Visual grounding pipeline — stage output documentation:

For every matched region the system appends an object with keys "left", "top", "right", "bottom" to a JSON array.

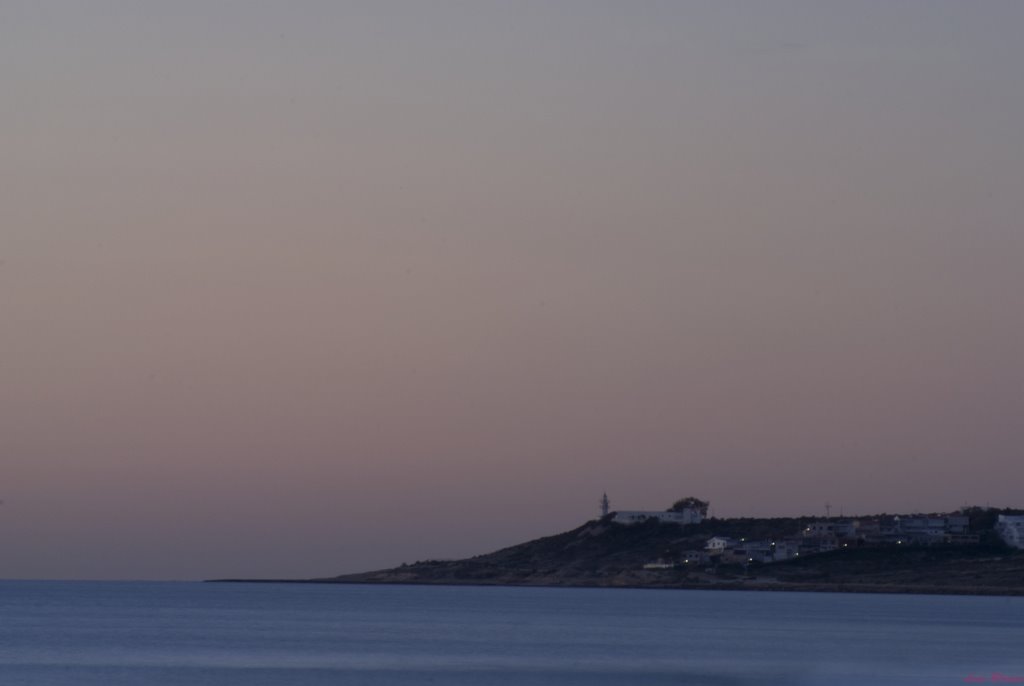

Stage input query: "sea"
[{"left": 0, "top": 581, "right": 1021, "bottom": 685}]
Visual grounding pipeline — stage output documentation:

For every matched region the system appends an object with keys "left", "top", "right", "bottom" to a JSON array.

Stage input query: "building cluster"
[
  {"left": 693, "top": 514, "right": 980, "bottom": 567},
  {"left": 642, "top": 512, "right": 1024, "bottom": 571}
]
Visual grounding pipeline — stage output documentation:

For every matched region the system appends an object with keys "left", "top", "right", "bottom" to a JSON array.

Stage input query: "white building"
[
  {"left": 706, "top": 536, "right": 738, "bottom": 552},
  {"left": 894, "top": 515, "right": 972, "bottom": 541},
  {"left": 996, "top": 515, "right": 1024, "bottom": 549},
  {"left": 613, "top": 509, "right": 703, "bottom": 526},
  {"left": 897, "top": 517, "right": 948, "bottom": 539}
]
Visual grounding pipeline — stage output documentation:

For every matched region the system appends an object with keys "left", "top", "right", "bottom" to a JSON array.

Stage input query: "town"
[
  {"left": 327, "top": 496, "right": 1024, "bottom": 595},
  {"left": 602, "top": 496, "right": 1024, "bottom": 571}
]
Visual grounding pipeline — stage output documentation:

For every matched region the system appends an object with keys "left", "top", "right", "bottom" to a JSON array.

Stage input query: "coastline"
[
  {"left": 209, "top": 512, "right": 1024, "bottom": 598},
  {"left": 205, "top": 577, "right": 1024, "bottom": 597}
]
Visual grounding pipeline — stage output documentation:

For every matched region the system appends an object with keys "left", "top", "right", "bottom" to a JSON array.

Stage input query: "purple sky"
[{"left": 2, "top": 1, "right": 1022, "bottom": 580}]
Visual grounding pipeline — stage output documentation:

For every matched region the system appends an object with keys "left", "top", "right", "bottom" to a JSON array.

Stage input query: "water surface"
[{"left": 1, "top": 581, "right": 1020, "bottom": 685}]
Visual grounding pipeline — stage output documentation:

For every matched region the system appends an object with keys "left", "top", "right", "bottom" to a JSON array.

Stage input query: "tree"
[{"left": 668, "top": 497, "right": 709, "bottom": 516}]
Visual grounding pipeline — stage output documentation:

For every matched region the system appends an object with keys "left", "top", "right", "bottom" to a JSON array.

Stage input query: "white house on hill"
[
  {"left": 613, "top": 509, "right": 704, "bottom": 526},
  {"left": 705, "top": 536, "right": 738, "bottom": 552},
  {"left": 996, "top": 515, "right": 1024, "bottom": 549}
]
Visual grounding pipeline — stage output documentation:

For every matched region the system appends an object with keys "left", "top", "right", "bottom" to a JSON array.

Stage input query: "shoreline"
[{"left": 205, "top": 577, "right": 1024, "bottom": 597}]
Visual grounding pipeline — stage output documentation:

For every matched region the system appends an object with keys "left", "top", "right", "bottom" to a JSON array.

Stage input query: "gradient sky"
[{"left": 2, "top": 1, "right": 1022, "bottom": 580}]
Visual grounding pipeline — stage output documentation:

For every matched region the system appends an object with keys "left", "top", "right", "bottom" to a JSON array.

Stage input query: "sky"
[{"left": 1, "top": 1, "right": 1022, "bottom": 581}]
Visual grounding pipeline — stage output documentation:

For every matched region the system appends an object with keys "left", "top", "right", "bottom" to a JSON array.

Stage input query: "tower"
[{"left": 600, "top": 492, "right": 610, "bottom": 518}]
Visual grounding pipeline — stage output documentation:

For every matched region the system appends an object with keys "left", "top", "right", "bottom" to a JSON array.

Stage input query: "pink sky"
[{"left": 1, "top": 2, "right": 1022, "bottom": 580}]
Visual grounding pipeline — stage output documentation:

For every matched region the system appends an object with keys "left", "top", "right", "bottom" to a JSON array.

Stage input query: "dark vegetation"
[{"left": 668, "top": 497, "right": 709, "bottom": 516}]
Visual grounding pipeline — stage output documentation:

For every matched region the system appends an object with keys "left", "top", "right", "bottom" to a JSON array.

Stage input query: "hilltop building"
[
  {"left": 996, "top": 515, "right": 1024, "bottom": 549},
  {"left": 613, "top": 509, "right": 703, "bottom": 526}
]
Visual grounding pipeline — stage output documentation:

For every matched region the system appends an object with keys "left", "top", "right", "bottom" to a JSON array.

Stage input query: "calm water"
[{"left": 0, "top": 581, "right": 1021, "bottom": 685}]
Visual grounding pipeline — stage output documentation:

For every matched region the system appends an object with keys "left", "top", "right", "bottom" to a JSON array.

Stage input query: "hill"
[{"left": 323, "top": 515, "right": 1024, "bottom": 596}]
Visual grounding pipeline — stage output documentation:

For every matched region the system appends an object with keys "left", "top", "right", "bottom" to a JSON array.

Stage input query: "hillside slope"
[{"left": 324, "top": 516, "right": 1024, "bottom": 595}]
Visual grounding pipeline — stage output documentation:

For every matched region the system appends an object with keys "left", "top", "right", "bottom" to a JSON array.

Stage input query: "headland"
[{"left": 215, "top": 502, "right": 1024, "bottom": 596}]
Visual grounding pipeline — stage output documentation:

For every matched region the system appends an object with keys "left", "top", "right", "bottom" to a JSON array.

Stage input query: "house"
[
  {"left": 682, "top": 550, "right": 710, "bottom": 565},
  {"left": 996, "top": 515, "right": 1024, "bottom": 549},
  {"left": 798, "top": 537, "right": 837, "bottom": 554},
  {"left": 894, "top": 515, "right": 972, "bottom": 543},
  {"left": 706, "top": 536, "right": 738, "bottom": 552},
  {"left": 802, "top": 520, "right": 856, "bottom": 539},
  {"left": 772, "top": 539, "right": 801, "bottom": 561},
  {"left": 897, "top": 517, "right": 947, "bottom": 541},
  {"left": 739, "top": 540, "right": 774, "bottom": 563},
  {"left": 854, "top": 519, "right": 882, "bottom": 540},
  {"left": 944, "top": 516, "right": 970, "bottom": 535},
  {"left": 858, "top": 524, "right": 897, "bottom": 544},
  {"left": 721, "top": 548, "right": 752, "bottom": 564},
  {"left": 817, "top": 539, "right": 839, "bottom": 553},
  {"left": 877, "top": 517, "right": 901, "bottom": 540},
  {"left": 613, "top": 509, "right": 703, "bottom": 526}
]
